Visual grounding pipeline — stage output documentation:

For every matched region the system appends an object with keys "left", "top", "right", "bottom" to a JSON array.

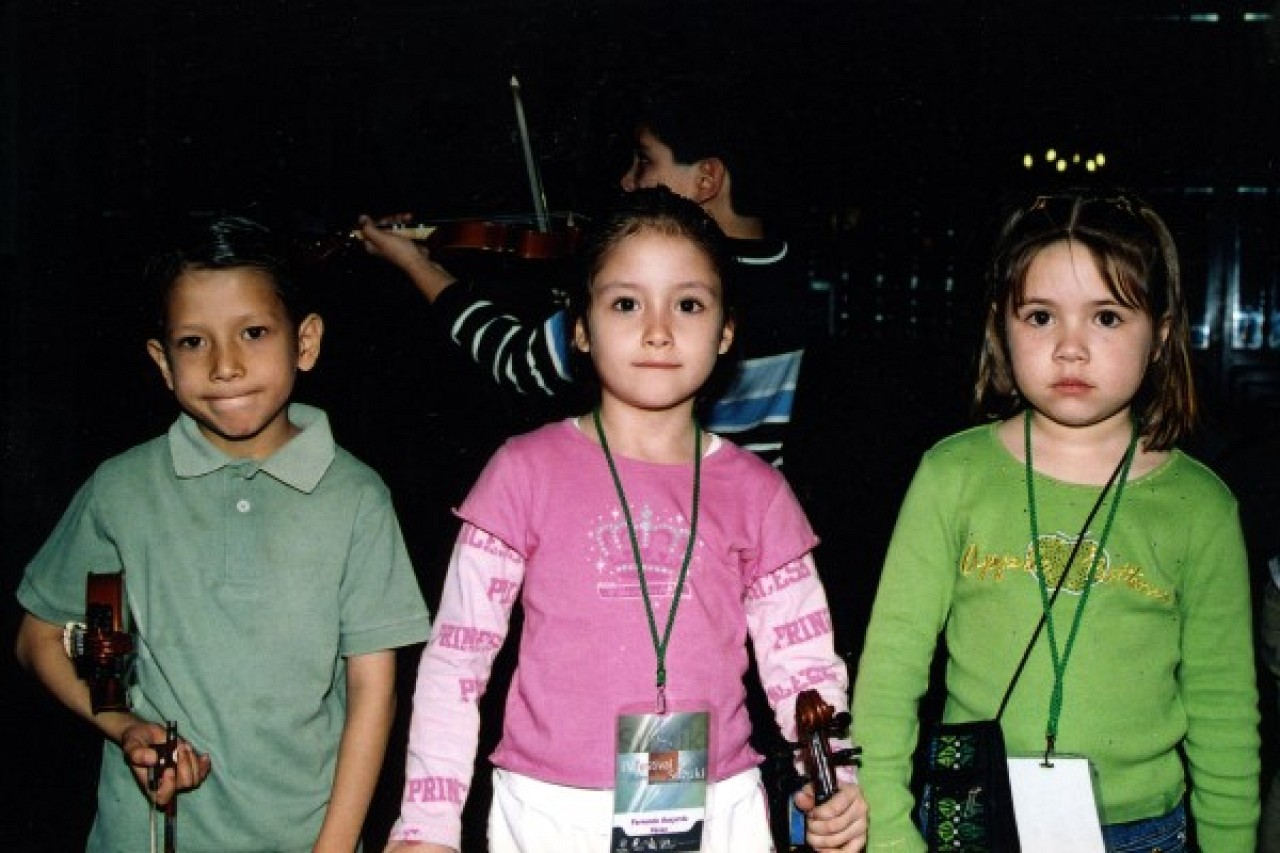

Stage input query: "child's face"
[
  {"left": 574, "top": 230, "right": 733, "bottom": 416},
  {"left": 619, "top": 128, "right": 704, "bottom": 202},
  {"left": 1006, "top": 240, "right": 1164, "bottom": 434},
  {"left": 147, "top": 267, "right": 322, "bottom": 459}
]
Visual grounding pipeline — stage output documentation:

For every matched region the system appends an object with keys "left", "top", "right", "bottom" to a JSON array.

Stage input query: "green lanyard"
[
  {"left": 592, "top": 408, "right": 702, "bottom": 715},
  {"left": 1024, "top": 409, "right": 1137, "bottom": 758}
]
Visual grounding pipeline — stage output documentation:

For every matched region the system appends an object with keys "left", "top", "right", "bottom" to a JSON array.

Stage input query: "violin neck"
[
  {"left": 348, "top": 224, "right": 438, "bottom": 243},
  {"left": 808, "top": 731, "right": 840, "bottom": 804}
]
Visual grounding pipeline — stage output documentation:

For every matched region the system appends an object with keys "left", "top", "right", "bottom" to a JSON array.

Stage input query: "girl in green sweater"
[{"left": 853, "top": 191, "right": 1260, "bottom": 851}]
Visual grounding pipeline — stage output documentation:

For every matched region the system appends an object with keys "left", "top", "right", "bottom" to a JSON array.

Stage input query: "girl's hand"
[
  {"left": 795, "top": 781, "right": 868, "bottom": 852},
  {"left": 383, "top": 842, "right": 455, "bottom": 853},
  {"left": 120, "top": 720, "right": 211, "bottom": 806}
]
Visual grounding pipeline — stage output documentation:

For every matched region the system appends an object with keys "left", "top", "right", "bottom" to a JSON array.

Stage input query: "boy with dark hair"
[
  {"left": 357, "top": 78, "right": 819, "bottom": 469},
  {"left": 15, "top": 215, "right": 430, "bottom": 851}
]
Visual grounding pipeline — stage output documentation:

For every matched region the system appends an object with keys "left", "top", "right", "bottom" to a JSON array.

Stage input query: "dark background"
[{"left": 3, "top": 1, "right": 1279, "bottom": 849}]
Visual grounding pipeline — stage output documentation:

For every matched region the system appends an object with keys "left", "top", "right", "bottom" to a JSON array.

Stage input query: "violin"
[
  {"left": 67, "top": 571, "right": 133, "bottom": 714},
  {"left": 347, "top": 211, "right": 585, "bottom": 261},
  {"left": 315, "top": 75, "right": 585, "bottom": 266},
  {"left": 794, "top": 689, "right": 860, "bottom": 806},
  {"left": 67, "top": 572, "right": 182, "bottom": 851}
]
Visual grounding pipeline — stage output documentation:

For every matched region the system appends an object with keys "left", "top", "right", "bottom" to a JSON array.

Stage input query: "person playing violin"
[
  {"left": 14, "top": 215, "right": 430, "bottom": 851},
  {"left": 357, "top": 78, "right": 820, "bottom": 470}
]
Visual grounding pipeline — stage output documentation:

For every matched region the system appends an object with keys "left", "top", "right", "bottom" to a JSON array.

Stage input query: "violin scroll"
[{"left": 794, "top": 689, "right": 860, "bottom": 806}]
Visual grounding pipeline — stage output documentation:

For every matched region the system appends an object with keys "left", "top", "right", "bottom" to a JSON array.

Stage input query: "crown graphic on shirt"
[{"left": 592, "top": 503, "right": 696, "bottom": 599}]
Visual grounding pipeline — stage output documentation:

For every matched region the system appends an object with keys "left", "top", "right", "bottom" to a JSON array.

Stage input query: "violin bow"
[
  {"left": 149, "top": 720, "right": 179, "bottom": 853},
  {"left": 510, "top": 75, "right": 552, "bottom": 234}
]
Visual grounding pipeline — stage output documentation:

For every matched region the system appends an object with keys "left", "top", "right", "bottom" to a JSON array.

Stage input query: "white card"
[{"left": 1007, "top": 757, "right": 1105, "bottom": 852}]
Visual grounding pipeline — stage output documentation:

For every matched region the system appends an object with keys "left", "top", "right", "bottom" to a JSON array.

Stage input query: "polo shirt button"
[{"left": 236, "top": 499, "right": 251, "bottom": 513}]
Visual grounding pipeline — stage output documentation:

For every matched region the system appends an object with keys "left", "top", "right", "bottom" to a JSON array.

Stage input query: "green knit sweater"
[{"left": 853, "top": 424, "right": 1260, "bottom": 851}]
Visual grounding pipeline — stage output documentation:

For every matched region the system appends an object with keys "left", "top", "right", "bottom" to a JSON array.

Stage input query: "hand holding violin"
[
  {"left": 119, "top": 719, "right": 210, "bottom": 807},
  {"left": 356, "top": 214, "right": 459, "bottom": 304},
  {"left": 793, "top": 689, "right": 867, "bottom": 851},
  {"left": 794, "top": 782, "right": 868, "bottom": 852}
]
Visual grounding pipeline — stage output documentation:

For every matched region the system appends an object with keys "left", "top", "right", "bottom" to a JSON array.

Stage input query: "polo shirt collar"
[{"left": 169, "top": 403, "right": 336, "bottom": 493}]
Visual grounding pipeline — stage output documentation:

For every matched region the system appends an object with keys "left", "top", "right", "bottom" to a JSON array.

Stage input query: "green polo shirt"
[{"left": 19, "top": 403, "right": 430, "bottom": 852}]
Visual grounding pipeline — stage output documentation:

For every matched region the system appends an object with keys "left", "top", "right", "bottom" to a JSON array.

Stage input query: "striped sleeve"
[{"left": 433, "top": 283, "right": 574, "bottom": 397}]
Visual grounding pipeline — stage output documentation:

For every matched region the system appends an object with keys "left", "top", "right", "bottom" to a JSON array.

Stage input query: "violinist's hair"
[
  {"left": 145, "top": 214, "right": 308, "bottom": 337},
  {"left": 974, "top": 190, "right": 1196, "bottom": 450},
  {"left": 566, "top": 186, "right": 739, "bottom": 401},
  {"left": 631, "top": 78, "right": 774, "bottom": 218}
]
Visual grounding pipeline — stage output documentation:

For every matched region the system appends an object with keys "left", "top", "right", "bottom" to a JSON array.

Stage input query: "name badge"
[
  {"left": 612, "top": 710, "right": 709, "bottom": 851},
  {"left": 1007, "top": 756, "right": 1105, "bottom": 852}
]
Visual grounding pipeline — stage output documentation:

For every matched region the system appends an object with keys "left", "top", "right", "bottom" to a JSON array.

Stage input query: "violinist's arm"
[
  {"left": 357, "top": 215, "right": 458, "bottom": 303},
  {"left": 355, "top": 215, "right": 573, "bottom": 398},
  {"left": 17, "top": 613, "right": 138, "bottom": 741},
  {"left": 745, "top": 557, "right": 865, "bottom": 851},
  {"left": 15, "top": 613, "right": 211, "bottom": 804}
]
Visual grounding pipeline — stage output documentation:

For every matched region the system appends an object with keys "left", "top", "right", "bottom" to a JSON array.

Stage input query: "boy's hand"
[
  {"left": 120, "top": 720, "right": 211, "bottom": 806},
  {"left": 357, "top": 214, "right": 431, "bottom": 268},
  {"left": 356, "top": 215, "right": 457, "bottom": 303},
  {"left": 794, "top": 781, "right": 868, "bottom": 852}
]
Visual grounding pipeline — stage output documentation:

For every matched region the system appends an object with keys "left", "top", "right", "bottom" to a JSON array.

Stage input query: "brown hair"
[
  {"left": 973, "top": 191, "right": 1196, "bottom": 450},
  {"left": 565, "top": 186, "right": 738, "bottom": 408}
]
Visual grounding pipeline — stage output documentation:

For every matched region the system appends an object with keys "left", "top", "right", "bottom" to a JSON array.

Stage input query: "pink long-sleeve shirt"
[{"left": 390, "top": 420, "right": 849, "bottom": 848}]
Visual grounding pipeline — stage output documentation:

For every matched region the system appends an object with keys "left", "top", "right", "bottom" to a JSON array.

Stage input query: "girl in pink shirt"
[{"left": 387, "top": 187, "right": 866, "bottom": 853}]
